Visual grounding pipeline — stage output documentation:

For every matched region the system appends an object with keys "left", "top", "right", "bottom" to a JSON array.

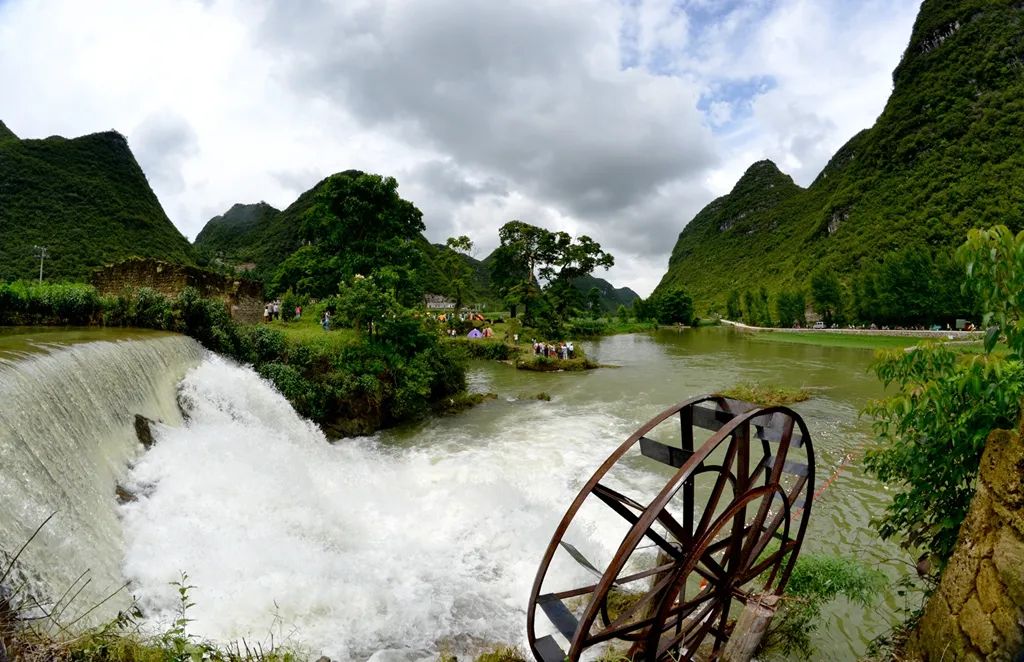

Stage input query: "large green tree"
[
  {"left": 274, "top": 171, "right": 425, "bottom": 303},
  {"left": 436, "top": 235, "right": 474, "bottom": 311},
  {"left": 489, "top": 220, "right": 613, "bottom": 323},
  {"left": 810, "top": 270, "right": 844, "bottom": 325}
]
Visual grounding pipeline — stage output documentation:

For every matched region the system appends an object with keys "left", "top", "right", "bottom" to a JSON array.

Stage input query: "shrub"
[{"left": 762, "top": 553, "right": 886, "bottom": 658}]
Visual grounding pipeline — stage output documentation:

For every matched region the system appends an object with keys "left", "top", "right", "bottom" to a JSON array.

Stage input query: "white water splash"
[{"left": 121, "top": 356, "right": 649, "bottom": 660}]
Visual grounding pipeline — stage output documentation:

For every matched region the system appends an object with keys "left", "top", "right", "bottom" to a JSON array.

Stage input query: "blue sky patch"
[{"left": 698, "top": 75, "right": 777, "bottom": 131}]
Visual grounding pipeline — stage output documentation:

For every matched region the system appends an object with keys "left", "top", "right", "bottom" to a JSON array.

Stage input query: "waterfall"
[{"left": 0, "top": 333, "right": 204, "bottom": 621}]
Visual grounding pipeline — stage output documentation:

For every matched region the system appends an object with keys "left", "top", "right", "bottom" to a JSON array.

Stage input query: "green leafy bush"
[
  {"left": 864, "top": 225, "right": 1024, "bottom": 565},
  {"left": 762, "top": 553, "right": 886, "bottom": 658}
]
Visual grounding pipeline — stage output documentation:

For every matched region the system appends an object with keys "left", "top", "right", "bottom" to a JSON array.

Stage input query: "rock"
[
  {"left": 134, "top": 414, "right": 157, "bottom": 449},
  {"left": 960, "top": 595, "right": 996, "bottom": 655},
  {"left": 315, "top": 656, "right": 331, "bottom": 662},
  {"left": 115, "top": 484, "right": 137, "bottom": 504}
]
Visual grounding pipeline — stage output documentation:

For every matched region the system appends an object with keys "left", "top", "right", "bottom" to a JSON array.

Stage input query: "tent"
[{"left": 467, "top": 329, "right": 483, "bottom": 339}]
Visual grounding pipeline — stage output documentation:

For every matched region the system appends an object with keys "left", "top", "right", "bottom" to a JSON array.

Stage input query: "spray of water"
[{"left": 120, "top": 356, "right": 660, "bottom": 660}]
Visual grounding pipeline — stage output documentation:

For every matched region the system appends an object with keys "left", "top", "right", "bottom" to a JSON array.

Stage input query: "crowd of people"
[
  {"left": 262, "top": 300, "right": 302, "bottom": 322},
  {"left": 532, "top": 340, "right": 574, "bottom": 360}
]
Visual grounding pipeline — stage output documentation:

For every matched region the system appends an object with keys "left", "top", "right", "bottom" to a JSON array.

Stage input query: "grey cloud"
[
  {"left": 131, "top": 111, "right": 199, "bottom": 195},
  {"left": 255, "top": 0, "right": 718, "bottom": 257},
  {"left": 406, "top": 160, "right": 508, "bottom": 204},
  {"left": 271, "top": 167, "right": 324, "bottom": 194}
]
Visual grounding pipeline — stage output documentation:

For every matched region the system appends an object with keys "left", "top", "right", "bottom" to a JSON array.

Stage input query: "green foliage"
[
  {"left": 852, "top": 245, "right": 975, "bottom": 326},
  {"left": 0, "top": 281, "right": 102, "bottom": 325},
  {"left": 810, "top": 270, "right": 844, "bottom": 325},
  {"left": 0, "top": 129, "right": 195, "bottom": 282},
  {"left": 774, "top": 290, "right": 806, "bottom": 327},
  {"left": 489, "top": 220, "right": 614, "bottom": 325},
  {"left": 863, "top": 224, "right": 1024, "bottom": 565},
  {"left": 193, "top": 202, "right": 279, "bottom": 264},
  {"left": 740, "top": 287, "right": 773, "bottom": 327},
  {"left": 726, "top": 289, "right": 742, "bottom": 320},
  {"left": 435, "top": 235, "right": 475, "bottom": 311},
  {"left": 655, "top": 2, "right": 1024, "bottom": 316},
  {"left": 448, "top": 338, "right": 519, "bottom": 360},
  {"left": 566, "top": 317, "right": 607, "bottom": 336},
  {"left": 271, "top": 171, "right": 425, "bottom": 303},
  {"left": 650, "top": 288, "right": 695, "bottom": 325},
  {"left": 762, "top": 553, "right": 887, "bottom": 658},
  {"left": 470, "top": 646, "right": 526, "bottom": 662}
]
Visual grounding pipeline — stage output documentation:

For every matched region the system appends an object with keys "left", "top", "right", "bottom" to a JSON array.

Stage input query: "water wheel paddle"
[{"left": 527, "top": 395, "right": 815, "bottom": 661}]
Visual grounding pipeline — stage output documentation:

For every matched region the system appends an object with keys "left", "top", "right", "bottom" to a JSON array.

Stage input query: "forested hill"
[
  {"left": 193, "top": 202, "right": 280, "bottom": 262},
  {"left": 0, "top": 120, "right": 17, "bottom": 143},
  {"left": 197, "top": 179, "right": 640, "bottom": 310},
  {"left": 655, "top": 0, "right": 1024, "bottom": 314},
  {"left": 193, "top": 176, "right": 336, "bottom": 273},
  {"left": 0, "top": 126, "right": 195, "bottom": 281}
]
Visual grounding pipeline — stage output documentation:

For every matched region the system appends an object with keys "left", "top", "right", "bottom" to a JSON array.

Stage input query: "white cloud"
[{"left": 0, "top": 0, "right": 921, "bottom": 296}]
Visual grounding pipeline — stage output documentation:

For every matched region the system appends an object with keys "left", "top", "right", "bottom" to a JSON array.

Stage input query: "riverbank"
[{"left": 720, "top": 319, "right": 984, "bottom": 350}]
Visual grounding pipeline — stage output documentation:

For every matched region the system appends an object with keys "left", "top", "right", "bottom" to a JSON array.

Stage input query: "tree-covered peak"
[
  {"left": 0, "top": 120, "right": 17, "bottom": 143},
  {"left": 654, "top": 0, "right": 1024, "bottom": 315},
  {"left": 730, "top": 159, "right": 800, "bottom": 196}
]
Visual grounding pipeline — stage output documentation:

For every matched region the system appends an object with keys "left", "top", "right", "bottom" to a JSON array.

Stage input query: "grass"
[
  {"left": 719, "top": 381, "right": 811, "bottom": 406},
  {"left": 265, "top": 311, "right": 357, "bottom": 351}
]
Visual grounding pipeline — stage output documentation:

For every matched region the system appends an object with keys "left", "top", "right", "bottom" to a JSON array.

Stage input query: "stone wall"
[
  {"left": 92, "top": 258, "right": 264, "bottom": 324},
  {"left": 907, "top": 425, "right": 1024, "bottom": 660}
]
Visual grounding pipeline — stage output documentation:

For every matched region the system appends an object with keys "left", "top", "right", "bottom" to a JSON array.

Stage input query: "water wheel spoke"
[
  {"left": 593, "top": 484, "right": 683, "bottom": 560},
  {"left": 655, "top": 599, "right": 722, "bottom": 659},
  {"left": 528, "top": 399, "right": 816, "bottom": 662},
  {"left": 693, "top": 438, "right": 741, "bottom": 538},
  {"left": 735, "top": 540, "right": 797, "bottom": 585},
  {"left": 592, "top": 482, "right": 646, "bottom": 512}
]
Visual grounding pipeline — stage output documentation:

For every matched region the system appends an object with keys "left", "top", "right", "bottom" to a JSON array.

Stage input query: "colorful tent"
[{"left": 467, "top": 329, "right": 483, "bottom": 339}]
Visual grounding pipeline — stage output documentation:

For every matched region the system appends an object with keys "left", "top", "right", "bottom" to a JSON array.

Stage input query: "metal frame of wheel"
[{"left": 527, "top": 394, "right": 816, "bottom": 662}]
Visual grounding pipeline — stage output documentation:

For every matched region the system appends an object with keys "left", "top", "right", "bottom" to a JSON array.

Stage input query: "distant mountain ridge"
[
  {"left": 0, "top": 125, "right": 195, "bottom": 281},
  {"left": 654, "top": 0, "right": 1024, "bottom": 312},
  {"left": 194, "top": 202, "right": 280, "bottom": 262}
]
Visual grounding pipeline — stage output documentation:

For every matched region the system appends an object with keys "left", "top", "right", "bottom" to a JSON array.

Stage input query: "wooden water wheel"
[{"left": 526, "top": 395, "right": 815, "bottom": 661}]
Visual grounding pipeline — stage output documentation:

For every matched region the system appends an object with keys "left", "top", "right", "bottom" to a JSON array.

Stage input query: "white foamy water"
[{"left": 121, "top": 356, "right": 650, "bottom": 660}]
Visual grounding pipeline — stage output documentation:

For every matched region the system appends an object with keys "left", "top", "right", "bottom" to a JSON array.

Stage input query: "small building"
[
  {"left": 425, "top": 294, "right": 456, "bottom": 310},
  {"left": 91, "top": 258, "right": 264, "bottom": 324}
]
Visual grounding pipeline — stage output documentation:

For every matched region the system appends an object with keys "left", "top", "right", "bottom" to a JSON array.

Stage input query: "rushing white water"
[
  {"left": 120, "top": 356, "right": 656, "bottom": 660},
  {"left": 0, "top": 333, "right": 203, "bottom": 620}
]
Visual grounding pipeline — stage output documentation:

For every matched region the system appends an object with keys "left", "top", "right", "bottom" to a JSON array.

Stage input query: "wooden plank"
[
  {"left": 640, "top": 436, "right": 693, "bottom": 468},
  {"left": 764, "top": 454, "right": 810, "bottom": 477},
  {"left": 534, "top": 635, "right": 566, "bottom": 662},
  {"left": 691, "top": 404, "right": 731, "bottom": 431},
  {"left": 538, "top": 594, "right": 579, "bottom": 643}
]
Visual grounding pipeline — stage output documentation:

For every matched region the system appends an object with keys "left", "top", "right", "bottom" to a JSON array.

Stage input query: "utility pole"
[{"left": 33, "top": 245, "right": 48, "bottom": 284}]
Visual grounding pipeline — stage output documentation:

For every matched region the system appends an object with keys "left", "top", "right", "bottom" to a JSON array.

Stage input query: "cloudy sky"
[{"left": 0, "top": 0, "right": 920, "bottom": 295}]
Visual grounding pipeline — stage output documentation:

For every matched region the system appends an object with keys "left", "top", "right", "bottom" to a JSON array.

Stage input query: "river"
[{"left": 0, "top": 327, "right": 910, "bottom": 661}]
